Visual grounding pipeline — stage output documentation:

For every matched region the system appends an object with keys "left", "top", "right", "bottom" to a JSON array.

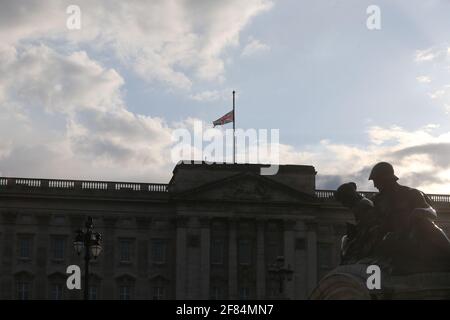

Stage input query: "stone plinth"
[{"left": 310, "top": 264, "right": 450, "bottom": 300}]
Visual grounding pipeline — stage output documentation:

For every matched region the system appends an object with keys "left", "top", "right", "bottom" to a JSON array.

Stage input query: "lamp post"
[
  {"left": 268, "top": 256, "right": 294, "bottom": 299},
  {"left": 73, "top": 216, "right": 102, "bottom": 300}
]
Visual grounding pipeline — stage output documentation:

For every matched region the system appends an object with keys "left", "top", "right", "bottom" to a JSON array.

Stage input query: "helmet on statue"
[{"left": 368, "top": 162, "right": 398, "bottom": 181}]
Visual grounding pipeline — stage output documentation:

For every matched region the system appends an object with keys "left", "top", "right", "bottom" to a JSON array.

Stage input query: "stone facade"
[{"left": 0, "top": 163, "right": 449, "bottom": 300}]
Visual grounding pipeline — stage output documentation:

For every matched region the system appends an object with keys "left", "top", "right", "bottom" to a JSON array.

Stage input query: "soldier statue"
[{"left": 335, "top": 162, "right": 450, "bottom": 275}]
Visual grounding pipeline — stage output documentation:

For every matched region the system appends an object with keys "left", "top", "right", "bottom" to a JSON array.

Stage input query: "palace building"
[{"left": 0, "top": 162, "right": 449, "bottom": 300}]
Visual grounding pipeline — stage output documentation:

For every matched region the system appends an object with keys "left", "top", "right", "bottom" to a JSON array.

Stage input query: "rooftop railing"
[
  {"left": 0, "top": 178, "right": 449, "bottom": 203},
  {"left": 315, "top": 190, "right": 450, "bottom": 205},
  {"left": 0, "top": 177, "right": 168, "bottom": 193}
]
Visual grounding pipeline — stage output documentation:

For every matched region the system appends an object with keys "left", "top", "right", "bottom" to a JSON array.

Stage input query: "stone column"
[
  {"left": 200, "top": 218, "right": 210, "bottom": 299},
  {"left": 306, "top": 221, "right": 318, "bottom": 296},
  {"left": 35, "top": 213, "right": 51, "bottom": 299},
  {"left": 228, "top": 218, "right": 238, "bottom": 299},
  {"left": 283, "top": 219, "right": 295, "bottom": 299},
  {"left": 175, "top": 217, "right": 187, "bottom": 299},
  {"left": 102, "top": 216, "right": 117, "bottom": 300},
  {"left": 256, "top": 219, "right": 265, "bottom": 299},
  {"left": 136, "top": 217, "right": 151, "bottom": 299}
]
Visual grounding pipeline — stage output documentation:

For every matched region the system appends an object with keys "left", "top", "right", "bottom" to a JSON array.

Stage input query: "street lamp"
[
  {"left": 268, "top": 256, "right": 294, "bottom": 298},
  {"left": 73, "top": 216, "right": 102, "bottom": 300}
]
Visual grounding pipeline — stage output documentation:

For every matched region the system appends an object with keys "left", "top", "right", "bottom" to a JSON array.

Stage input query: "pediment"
[
  {"left": 149, "top": 274, "right": 170, "bottom": 282},
  {"left": 172, "top": 172, "right": 316, "bottom": 203}
]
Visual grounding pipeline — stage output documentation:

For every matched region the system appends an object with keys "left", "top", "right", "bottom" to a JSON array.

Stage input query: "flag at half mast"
[
  {"left": 213, "top": 110, "right": 234, "bottom": 127},
  {"left": 213, "top": 91, "right": 236, "bottom": 163}
]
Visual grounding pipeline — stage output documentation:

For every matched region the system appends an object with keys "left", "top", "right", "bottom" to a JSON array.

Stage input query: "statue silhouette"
[{"left": 335, "top": 162, "right": 450, "bottom": 275}]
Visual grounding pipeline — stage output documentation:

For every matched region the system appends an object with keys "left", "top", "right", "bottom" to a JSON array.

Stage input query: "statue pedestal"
[{"left": 309, "top": 264, "right": 450, "bottom": 300}]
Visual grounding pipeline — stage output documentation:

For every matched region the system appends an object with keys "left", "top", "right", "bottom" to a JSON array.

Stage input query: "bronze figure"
[{"left": 335, "top": 162, "right": 450, "bottom": 275}]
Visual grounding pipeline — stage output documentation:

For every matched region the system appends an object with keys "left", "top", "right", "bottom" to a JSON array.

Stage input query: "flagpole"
[{"left": 232, "top": 90, "right": 236, "bottom": 164}]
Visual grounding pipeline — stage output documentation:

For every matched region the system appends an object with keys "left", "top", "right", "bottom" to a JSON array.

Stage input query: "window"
[
  {"left": 238, "top": 239, "right": 251, "bottom": 265},
  {"left": 211, "top": 239, "right": 224, "bottom": 264},
  {"left": 119, "top": 239, "right": 133, "bottom": 262},
  {"left": 151, "top": 239, "right": 166, "bottom": 263},
  {"left": 18, "top": 236, "right": 32, "bottom": 259},
  {"left": 51, "top": 236, "right": 66, "bottom": 260},
  {"left": 150, "top": 276, "right": 169, "bottom": 300},
  {"left": 117, "top": 276, "right": 134, "bottom": 300},
  {"left": 152, "top": 287, "right": 165, "bottom": 300},
  {"left": 89, "top": 286, "right": 98, "bottom": 300},
  {"left": 16, "top": 281, "right": 31, "bottom": 300},
  {"left": 49, "top": 283, "right": 63, "bottom": 300},
  {"left": 119, "top": 285, "right": 132, "bottom": 300},
  {"left": 239, "top": 287, "right": 250, "bottom": 300}
]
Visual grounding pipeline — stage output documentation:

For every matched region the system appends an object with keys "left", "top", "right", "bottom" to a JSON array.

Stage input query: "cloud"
[
  {"left": 192, "top": 121, "right": 450, "bottom": 194},
  {"left": 389, "top": 143, "right": 450, "bottom": 169},
  {"left": 0, "top": 1, "right": 274, "bottom": 181},
  {"left": 272, "top": 125, "right": 450, "bottom": 194},
  {"left": 3, "top": 2, "right": 450, "bottom": 195},
  {"left": 415, "top": 48, "right": 439, "bottom": 62},
  {"left": 415, "top": 43, "right": 450, "bottom": 112},
  {"left": 1, "top": 0, "right": 273, "bottom": 90},
  {"left": 241, "top": 37, "right": 270, "bottom": 57},
  {"left": 414, "top": 44, "right": 450, "bottom": 63},
  {"left": 2, "top": 44, "right": 450, "bottom": 195},
  {"left": 0, "top": 44, "right": 124, "bottom": 115},
  {"left": 416, "top": 75, "right": 431, "bottom": 83},
  {"left": 189, "top": 90, "right": 223, "bottom": 102},
  {"left": 0, "top": 43, "right": 191, "bottom": 182},
  {"left": 429, "top": 89, "right": 447, "bottom": 99}
]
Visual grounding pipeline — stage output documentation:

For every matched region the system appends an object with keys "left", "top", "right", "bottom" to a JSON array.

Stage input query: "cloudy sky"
[{"left": 1, "top": 0, "right": 450, "bottom": 193}]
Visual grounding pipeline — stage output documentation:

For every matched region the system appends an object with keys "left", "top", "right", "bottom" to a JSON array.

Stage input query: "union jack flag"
[{"left": 213, "top": 110, "right": 234, "bottom": 127}]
